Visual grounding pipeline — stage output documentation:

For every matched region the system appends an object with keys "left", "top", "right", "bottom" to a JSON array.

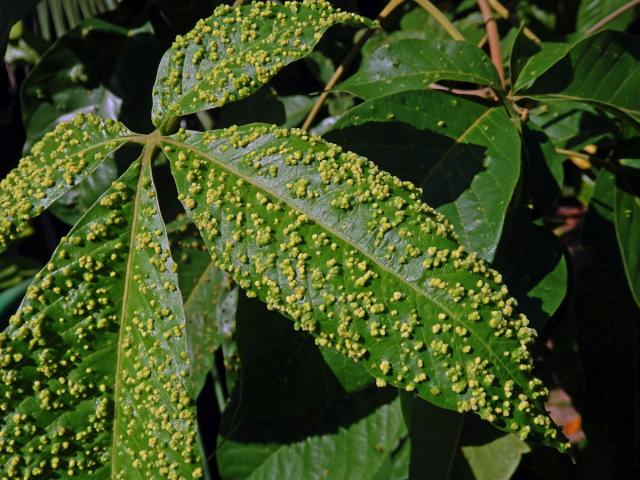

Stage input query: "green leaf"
[
  {"left": 512, "top": 42, "right": 572, "bottom": 93},
  {"left": 614, "top": 177, "right": 640, "bottom": 309},
  {"left": 168, "top": 217, "right": 239, "bottom": 395},
  {"left": 326, "top": 90, "right": 521, "bottom": 261},
  {"left": 0, "top": 0, "right": 40, "bottom": 57},
  {"left": 576, "top": 0, "right": 637, "bottom": 32},
  {"left": 494, "top": 210, "right": 568, "bottom": 328},
  {"left": 162, "top": 123, "right": 564, "bottom": 448},
  {"left": 20, "top": 17, "right": 160, "bottom": 145},
  {"left": 517, "top": 31, "right": 640, "bottom": 125},
  {"left": 151, "top": 0, "right": 372, "bottom": 127},
  {"left": 0, "top": 157, "right": 203, "bottom": 477},
  {"left": 218, "top": 397, "right": 407, "bottom": 480},
  {"left": 402, "top": 394, "right": 530, "bottom": 480},
  {"left": 340, "top": 39, "right": 501, "bottom": 100},
  {"left": 0, "top": 113, "right": 137, "bottom": 253}
]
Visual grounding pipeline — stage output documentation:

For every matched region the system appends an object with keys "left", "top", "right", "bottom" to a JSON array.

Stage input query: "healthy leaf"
[
  {"left": 494, "top": 210, "right": 568, "bottom": 329},
  {"left": 517, "top": 31, "right": 640, "bottom": 124},
  {"left": 217, "top": 398, "right": 407, "bottom": 480},
  {"left": 576, "top": 0, "right": 637, "bottom": 32},
  {"left": 326, "top": 90, "right": 521, "bottom": 261},
  {"left": 151, "top": 0, "right": 372, "bottom": 128},
  {"left": 0, "top": 0, "right": 40, "bottom": 57},
  {"left": 162, "top": 124, "right": 563, "bottom": 448},
  {"left": 512, "top": 42, "right": 571, "bottom": 92},
  {"left": 340, "top": 39, "right": 501, "bottom": 100},
  {"left": 0, "top": 113, "right": 138, "bottom": 253},
  {"left": 0, "top": 158, "right": 203, "bottom": 477},
  {"left": 169, "top": 217, "right": 239, "bottom": 395},
  {"left": 614, "top": 177, "right": 640, "bottom": 309}
]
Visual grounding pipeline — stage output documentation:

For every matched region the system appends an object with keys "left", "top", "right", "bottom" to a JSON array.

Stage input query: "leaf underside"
[
  {"left": 151, "top": 0, "right": 372, "bottom": 127},
  {"left": 162, "top": 123, "right": 564, "bottom": 449},
  {"left": 0, "top": 160, "right": 202, "bottom": 478}
]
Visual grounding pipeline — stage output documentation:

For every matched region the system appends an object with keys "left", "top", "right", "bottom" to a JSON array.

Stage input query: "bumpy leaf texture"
[
  {"left": 162, "top": 124, "right": 565, "bottom": 449},
  {"left": 151, "top": 0, "right": 373, "bottom": 127},
  {"left": 0, "top": 114, "right": 137, "bottom": 253},
  {"left": 0, "top": 159, "right": 202, "bottom": 478}
]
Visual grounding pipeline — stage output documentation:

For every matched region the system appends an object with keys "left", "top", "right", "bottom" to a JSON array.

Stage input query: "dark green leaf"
[
  {"left": 0, "top": 158, "right": 203, "bottom": 477},
  {"left": 218, "top": 397, "right": 407, "bottom": 480},
  {"left": 614, "top": 176, "right": 640, "bottom": 309},
  {"left": 0, "top": 114, "right": 137, "bottom": 253},
  {"left": 517, "top": 31, "right": 640, "bottom": 125},
  {"left": 162, "top": 123, "right": 563, "bottom": 448},
  {"left": 576, "top": 0, "right": 637, "bottom": 32},
  {"left": 151, "top": 0, "right": 372, "bottom": 127},
  {"left": 575, "top": 170, "right": 640, "bottom": 478},
  {"left": 327, "top": 90, "right": 521, "bottom": 261},
  {"left": 512, "top": 42, "right": 571, "bottom": 92},
  {"left": 494, "top": 210, "right": 567, "bottom": 329},
  {"left": 340, "top": 39, "right": 501, "bottom": 100},
  {"left": 168, "top": 217, "right": 239, "bottom": 395}
]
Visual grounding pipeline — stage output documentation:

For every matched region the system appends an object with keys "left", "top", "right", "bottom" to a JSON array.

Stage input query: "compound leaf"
[
  {"left": 340, "top": 39, "right": 501, "bottom": 100},
  {"left": 151, "top": 0, "right": 372, "bottom": 128},
  {"left": 162, "top": 124, "right": 563, "bottom": 448},
  {"left": 0, "top": 158, "right": 203, "bottom": 478},
  {"left": 0, "top": 113, "right": 138, "bottom": 253}
]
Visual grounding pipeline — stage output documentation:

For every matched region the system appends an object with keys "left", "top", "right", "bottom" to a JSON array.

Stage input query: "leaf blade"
[
  {"left": 340, "top": 39, "right": 501, "bottom": 100},
  {"left": 614, "top": 179, "right": 640, "bottom": 309},
  {"left": 0, "top": 113, "right": 138, "bottom": 253},
  {"left": 163, "top": 124, "right": 563, "bottom": 448},
  {"left": 151, "top": 0, "right": 372, "bottom": 127}
]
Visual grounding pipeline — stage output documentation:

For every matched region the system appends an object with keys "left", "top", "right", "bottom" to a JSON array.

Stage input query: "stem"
[
  {"left": 413, "top": 0, "right": 464, "bottom": 40},
  {"left": 585, "top": 0, "right": 640, "bottom": 36},
  {"left": 477, "top": 0, "right": 505, "bottom": 88},
  {"left": 487, "top": 0, "right": 541, "bottom": 43},
  {"left": 301, "top": 0, "right": 404, "bottom": 130}
]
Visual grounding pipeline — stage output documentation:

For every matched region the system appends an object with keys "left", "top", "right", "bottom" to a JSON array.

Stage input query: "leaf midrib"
[
  {"left": 161, "top": 136, "right": 526, "bottom": 391},
  {"left": 109, "top": 147, "right": 149, "bottom": 477}
]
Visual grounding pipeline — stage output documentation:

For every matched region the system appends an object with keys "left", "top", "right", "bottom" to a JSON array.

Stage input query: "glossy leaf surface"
[
  {"left": 218, "top": 398, "right": 407, "bottom": 480},
  {"left": 151, "top": 0, "right": 371, "bottom": 127},
  {"left": 163, "top": 124, "right": 562, "bottom": 447},
  {"left": 0, "top": 114, "right": 136, "bottom": 253},
  {"left": 327, "top": 90, "right": 520, "bottom": 261},
  {"left": 0, "top": 159, "right": 202, "bottom": 478},
  {"left": 340, "top": 39, "right": 501, "bottom": 100},
  {"left": 518, "top": 31, "right": 640, "bottom": 124}
]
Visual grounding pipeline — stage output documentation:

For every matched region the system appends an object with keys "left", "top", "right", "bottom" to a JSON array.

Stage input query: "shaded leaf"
[
  {"left": 494, "top": 210, "right": 568, "bottom": 329},
  {"left": 518, "top": 31, "right": 640, "bottom": 125},
  {"left": 614, "top": 176, "right": 640, "bottom": 309},
  {"left": 0, "top": 159, "right": 203, "bottom": 477},
  {"left": 511, "top": 42, "right": 570, "bottom": 92},
  {"left": 162, "top": 123, "right": 563, "bottom": 447},
  {"left": 169, "top": 217, "right": 239, "bottom": 395},
  {"left": 151, "top": 0, "right": 372, "bottom": 127},
  {"left": 0, "top": 0, "right": 40, "bottom": 57},
  {"left": 0, "top": 113, "right": 136, "bottom": 253},
  {"left": 574, "top": 170, "right": 640, "bottom": 478},
  {"left": 327, "top": 90, "right": 521, "bottom": 261},
  {"left": 340, "top": 39, "right": 501, "bottom": 100},
  {"left": 576, "top": 0, "right": 637, "bottom": 32},
  {"left": 218, "top": 397, "right": 407, "bottom": 480}
]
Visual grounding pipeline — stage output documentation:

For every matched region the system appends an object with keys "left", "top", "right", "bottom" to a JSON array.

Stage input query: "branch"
[
  {"left": 413, "top": 0, "right": 464, "bottom": 40},
  {"left": 586, "top": 0, "right": 640, "bottom": 36},
  {"left": 487, "top": 0, "right": 541, "bottom": 43},
  {"left": 476, "top": 0, "right": 505, "bottom": 88},
  {"left": 301, "top": 0, "right": 404, "bottom": 130}
]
